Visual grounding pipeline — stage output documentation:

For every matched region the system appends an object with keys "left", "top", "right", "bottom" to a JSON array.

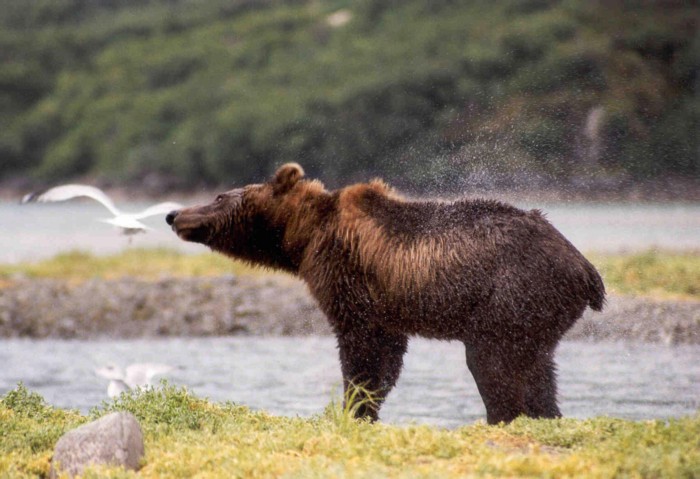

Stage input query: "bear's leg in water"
[
  {"left": 465, "top": 344, "right": 528, "bottom": 424},
  {"left": 336, "top": 326, "right": 408, "bottom": 421}
]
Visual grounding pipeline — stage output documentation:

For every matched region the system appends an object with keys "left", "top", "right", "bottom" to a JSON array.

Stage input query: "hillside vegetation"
[{"left": 1, "top": 0, "right": 697, "bottom": 192}]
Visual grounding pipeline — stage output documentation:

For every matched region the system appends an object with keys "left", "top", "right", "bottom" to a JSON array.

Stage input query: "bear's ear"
[{"left": 271, "top": 163, "right": 305, "bottom": 195}]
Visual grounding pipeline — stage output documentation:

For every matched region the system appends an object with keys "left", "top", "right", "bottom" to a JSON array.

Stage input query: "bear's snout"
[{"left": 165, "top": 210, "right": 179, "bottom": 226}]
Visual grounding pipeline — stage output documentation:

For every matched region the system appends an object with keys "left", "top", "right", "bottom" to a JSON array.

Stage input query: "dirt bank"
[{"left": 0, "top": 275, "right": 698, "bottom": 344}]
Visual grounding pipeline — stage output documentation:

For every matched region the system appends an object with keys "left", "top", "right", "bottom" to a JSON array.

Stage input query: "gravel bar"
[{"left": 1, "top": 276, "right": 698, "bottom": 345}]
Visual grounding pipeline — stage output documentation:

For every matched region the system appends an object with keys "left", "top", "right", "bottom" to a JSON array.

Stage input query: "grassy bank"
[
  {"left": 1, "top": 384, "right": 698, "bottom": 478},
  {"left": 0, "top": 248, "right": 261, "bottom": 284},
  {"left": 588, "top": 250, "right": 700, "bottom": 301},
  {"left": 1, "top": 248, "right": 698, "bottom": 300}
]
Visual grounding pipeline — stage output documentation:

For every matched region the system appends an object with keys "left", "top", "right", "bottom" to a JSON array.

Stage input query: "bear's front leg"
[{"left": 336, "top": 325, "right": 408, "bottom": 421}]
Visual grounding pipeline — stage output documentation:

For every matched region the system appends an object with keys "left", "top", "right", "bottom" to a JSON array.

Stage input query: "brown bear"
[{"left": 166, "top": 163, "right": 605, "bottom": 424}]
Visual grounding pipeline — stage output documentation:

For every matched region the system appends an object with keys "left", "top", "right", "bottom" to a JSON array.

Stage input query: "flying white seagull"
[
  {"left": 95, "top": 363, "right": 175, "bottom": 398},
  {"left": 21, "top": 184, "right": 183, "bottom": 235}
]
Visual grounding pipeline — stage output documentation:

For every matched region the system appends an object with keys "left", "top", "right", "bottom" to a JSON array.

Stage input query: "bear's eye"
[{"left": 215, "top": 194, "right": 224, "bottom": 203}]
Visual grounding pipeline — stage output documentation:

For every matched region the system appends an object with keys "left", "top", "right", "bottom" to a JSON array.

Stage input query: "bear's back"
[
  {"left": 352, "top": 186, "right": 536, "bottom": 240},
  {"left": 322, "top": 185, "right": 563, "bottom": 299}
]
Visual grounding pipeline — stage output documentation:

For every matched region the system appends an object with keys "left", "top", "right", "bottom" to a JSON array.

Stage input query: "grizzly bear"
[{"left": 166, "top": 163, "right": 605, "bottom": 424}]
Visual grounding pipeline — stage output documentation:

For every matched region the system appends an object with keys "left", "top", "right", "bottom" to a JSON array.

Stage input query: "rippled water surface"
[
  {"left": 1, "top": 201, "right": 699, "bottom": 263},
  {"left": 1, "top": 337, "right": 698, "bottom": 427}
]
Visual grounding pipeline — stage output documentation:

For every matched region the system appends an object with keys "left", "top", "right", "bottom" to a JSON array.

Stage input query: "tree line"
[{"left": 1, "top": 0, "right": 697, "bottom": 192}]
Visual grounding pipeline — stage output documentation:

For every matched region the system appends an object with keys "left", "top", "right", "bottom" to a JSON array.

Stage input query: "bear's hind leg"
[
  {"left": 465, "top": 345, "right": 527, "bottom": 424},
  {"left": 337, "top": 327, "right": 408, "bottom": 421},
  {"left": 523, "top": 350, "right": 562, "bottom": 419}
]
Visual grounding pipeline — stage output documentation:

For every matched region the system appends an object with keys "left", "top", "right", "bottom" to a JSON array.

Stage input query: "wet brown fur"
[{"left": 169, "top": 163, "right": 606, "bottom": 424}]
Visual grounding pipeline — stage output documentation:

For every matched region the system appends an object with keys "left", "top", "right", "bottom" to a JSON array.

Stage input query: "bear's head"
[{"left": 166, "top": 163, "right": 329, "bottom": 272}]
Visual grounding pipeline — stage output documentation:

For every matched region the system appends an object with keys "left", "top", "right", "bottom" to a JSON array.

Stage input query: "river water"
[
  {"left": 1, "top": 337, "right": 698, "bottom": 427},
  {"left": 1, "top": 201, "right": 699, "bottom": 263}
]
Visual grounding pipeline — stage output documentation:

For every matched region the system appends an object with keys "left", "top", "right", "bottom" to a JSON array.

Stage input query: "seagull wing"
[
  {"left": 95, "top": 365, "right": 125, "bottom": 381},
  {"left": 99, "top": 217, "right": 151, "bottom": 231},
  {"left": 22, "top": 184, "right": 121, "bottom": 217},
  {"left": 131, "top": 202, "right": 184, "bottom": 220},
  {"left": 125, "top": 363, "right": 174, "bottom": 388}
]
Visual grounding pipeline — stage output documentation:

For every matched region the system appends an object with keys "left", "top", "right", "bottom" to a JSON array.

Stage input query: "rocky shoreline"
[{"left": 1, "top": 275, "right": 698, "bottom": 345}]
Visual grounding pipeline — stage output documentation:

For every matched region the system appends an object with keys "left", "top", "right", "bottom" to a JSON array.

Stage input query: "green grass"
[
  {"left": 1, "top": 248, "right": 698, "bottom": 300},
  {"left": 1, "top": 384, "right": 698, "bottom": 478},
  {"left": 589, "top": 250, "right": 700, "bottom": 300}
]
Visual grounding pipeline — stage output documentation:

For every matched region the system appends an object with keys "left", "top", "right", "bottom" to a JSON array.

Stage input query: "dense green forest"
[{"left": 0, "top": 0, "right": 697, "bottom": 192}]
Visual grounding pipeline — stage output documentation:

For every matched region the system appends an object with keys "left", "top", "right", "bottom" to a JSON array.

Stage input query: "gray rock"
[
  {"left": 566, "top": 295, "right": 700, "bottom": 345},
  {"left": 50, "top": 412, "right": 144, "bottom": 478}
]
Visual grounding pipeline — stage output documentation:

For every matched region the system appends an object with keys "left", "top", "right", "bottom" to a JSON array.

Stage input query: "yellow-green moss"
[
  {"left": 1, "top": 384, "right": 698, "bottom": 478},
  {"left": 0, "top": 248, "right": 261, "bottom": 283}
]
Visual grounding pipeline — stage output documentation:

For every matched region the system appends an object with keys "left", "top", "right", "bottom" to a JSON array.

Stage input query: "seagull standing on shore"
[
  {"left": 95, "top": 363, "right": 175, "bottom": 398},
  {"left": 21, "top": 184, "right": 183, "bottom": 235}
]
